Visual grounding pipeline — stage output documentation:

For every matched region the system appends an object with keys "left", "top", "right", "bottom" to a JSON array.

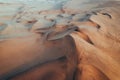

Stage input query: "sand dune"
[{"left": 0, "top": 0, "right": 120, "bottom": 80}]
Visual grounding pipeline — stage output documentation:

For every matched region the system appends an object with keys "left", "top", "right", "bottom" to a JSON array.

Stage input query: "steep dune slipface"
[
  {"left": 0, "top": 34, "right": 77, "bottom": 80},
  {"left": 71, "top": 7, "right": 120, "bottom": 80},
  {"left": 0, "top": 2, "right": 78, "bottom": 80},
  {"left": 0, "top": 0, "right": 120, "bottom": 80}
]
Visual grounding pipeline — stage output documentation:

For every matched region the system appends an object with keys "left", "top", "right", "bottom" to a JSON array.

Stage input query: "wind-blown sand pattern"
[{"left": 0, "top": 0, "right": 120, "bottom": 80}]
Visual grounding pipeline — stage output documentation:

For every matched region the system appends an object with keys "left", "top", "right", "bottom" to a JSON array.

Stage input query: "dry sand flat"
[{"left": 0, "top": 0, "right": 120, "bottom": 80}]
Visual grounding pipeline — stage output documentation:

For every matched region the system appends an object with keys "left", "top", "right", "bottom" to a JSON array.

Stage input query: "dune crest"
[{"left": 0, "top": 0, "right": 120, "bottom": 80}]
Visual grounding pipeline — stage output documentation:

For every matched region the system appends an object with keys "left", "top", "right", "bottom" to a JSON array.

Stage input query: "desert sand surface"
[{"left": 0, "top": 0, "right": 120, "bottom": 80}]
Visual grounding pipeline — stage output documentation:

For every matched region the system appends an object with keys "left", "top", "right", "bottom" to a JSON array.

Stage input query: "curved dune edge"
[
  {"left": 70, "top": 7, "right": 120, "bottom": 80},
  {"left": 0, "top": 0, "right": 120, "bottom": 80}
]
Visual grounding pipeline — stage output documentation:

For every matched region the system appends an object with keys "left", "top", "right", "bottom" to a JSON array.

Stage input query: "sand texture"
[{"left": 0, "top": 0, "right": 120, "bottom": 80}]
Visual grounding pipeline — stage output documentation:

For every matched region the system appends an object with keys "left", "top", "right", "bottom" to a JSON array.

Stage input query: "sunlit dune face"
[
  {"left": 70, "top": 8, "right": 120, "bottom": 80},
  {"left": 0, "top": 0, "right": 120, "bottom": 80}
]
